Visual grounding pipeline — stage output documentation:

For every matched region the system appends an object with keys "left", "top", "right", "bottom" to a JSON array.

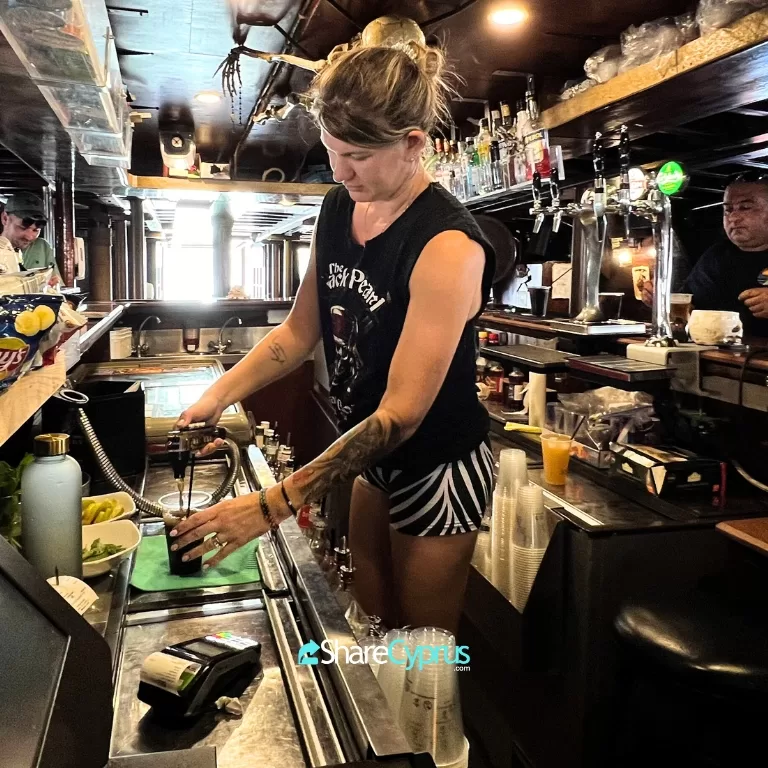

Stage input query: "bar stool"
[{"left": 611, "top": 583, "right": 768, "bottom": 767}]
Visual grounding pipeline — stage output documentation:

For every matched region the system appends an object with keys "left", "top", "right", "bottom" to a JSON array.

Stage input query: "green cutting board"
[{"left": 131, "top": 534, "right": 260, "bottom": 592}]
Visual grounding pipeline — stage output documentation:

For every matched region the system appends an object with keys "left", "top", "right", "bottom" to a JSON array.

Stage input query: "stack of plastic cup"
[
  {"left": 398, "top": 628, "right": 469, "bottom": 768},
  {"left": 498, "top": 448, "right": 528, "bottom": 492},
  {"left": 491, "top": 449, "right": 528, "bottom": 599},
  {"left": 376, "top": 629, "right": 411, "bottom": 716},
  {"left": 511, "top": 484, "right": 550, "bottom": 612}
]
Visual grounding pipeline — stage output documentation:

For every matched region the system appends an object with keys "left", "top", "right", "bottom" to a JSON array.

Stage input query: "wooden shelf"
[
  {"left": 127, "top": 174, "right": 334, "bottom": 203},
  {"left": 542, "top": 9, "right": 768, "bottom": 156},
  {"left": 0, "top": 354, "right": 65, "bottom": 447}
]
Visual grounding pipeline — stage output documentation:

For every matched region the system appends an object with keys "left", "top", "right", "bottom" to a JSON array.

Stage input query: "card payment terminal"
[{"left": 138, "top": 632, "right": 262, "bottom": 718}]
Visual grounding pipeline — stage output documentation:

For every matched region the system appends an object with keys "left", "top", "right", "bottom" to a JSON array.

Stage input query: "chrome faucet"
[
  {"left": 134, "top": 315, "right": 161, "bottom": 357},
  {"left": 209, "top": 315, "right": 243, "bottom": 354},
  {"left": 528, "top": 125, "right": 677, "bottom": 344}
]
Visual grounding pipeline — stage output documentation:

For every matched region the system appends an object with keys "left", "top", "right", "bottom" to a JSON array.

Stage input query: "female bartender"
[{"left": 172, "top": 41, "right": 495, "bottom": 634}]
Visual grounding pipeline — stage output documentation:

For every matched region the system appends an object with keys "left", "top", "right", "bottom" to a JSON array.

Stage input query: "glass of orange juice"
[{"left": 540, "top": 432, "right": 572, "bottom": 485}]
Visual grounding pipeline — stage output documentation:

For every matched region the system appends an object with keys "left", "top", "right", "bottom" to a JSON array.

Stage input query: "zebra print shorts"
[{"left": 360, "top": 437, "right": 494, "bottom": 537}]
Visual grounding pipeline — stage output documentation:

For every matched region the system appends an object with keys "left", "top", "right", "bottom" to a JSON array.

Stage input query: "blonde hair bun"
[{"left": 310, "top": 34, "right": 454, "bottom": 148}]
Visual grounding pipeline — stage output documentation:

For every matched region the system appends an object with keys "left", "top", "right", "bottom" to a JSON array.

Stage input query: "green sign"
[{"left": 657, "top": 161, "right": 686, "bottom": 196}]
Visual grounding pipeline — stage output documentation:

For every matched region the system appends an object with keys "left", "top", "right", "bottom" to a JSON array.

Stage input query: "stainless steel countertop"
[
  {"left": 86, "top": 444, "right": 412, "bottom": 768},
  {"left": 110, "top": 607, "right": 306, "bottom": 768}
]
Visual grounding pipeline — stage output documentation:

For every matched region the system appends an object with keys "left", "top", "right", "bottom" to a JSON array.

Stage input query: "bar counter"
[
  {"left": 79, "top": 443, "right": 411, "bottom": 768},
  {"left": 459, "top": 400, "right": 764, "bottom": 768},
  {"left": 478, "top": 310, "right": 768, "bottom": 378}
]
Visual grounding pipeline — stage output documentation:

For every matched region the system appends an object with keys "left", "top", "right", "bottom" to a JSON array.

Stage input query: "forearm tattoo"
[
  {"left": 269, "top": 341, "right": 287, "bottom": 364},
  {"left": 290, "top": 413, "right": 404, "bottom": 504}
]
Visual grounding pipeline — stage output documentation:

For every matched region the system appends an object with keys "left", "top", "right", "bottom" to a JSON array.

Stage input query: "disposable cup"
[
  {"left": 398, "top": 628, "right": 466, "bottom": 766},
  {"left": 376, "top": 629, "right": 410, "bottom": 719},
  {"left": 540, "top": 432, "right": 572, "bottom": 485}
]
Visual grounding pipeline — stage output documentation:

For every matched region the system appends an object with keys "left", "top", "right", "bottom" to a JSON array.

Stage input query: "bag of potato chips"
[{"left": 0, "top": 294, "right": 63, "bottom": 393}]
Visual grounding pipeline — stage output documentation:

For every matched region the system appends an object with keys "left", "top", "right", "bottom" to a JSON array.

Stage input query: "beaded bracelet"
[
  {"left": 259, "top": 488, "right": 279, "bottom": 530},
  {"left": 280, "top": 481, "right": 298, "bottom": 515}
]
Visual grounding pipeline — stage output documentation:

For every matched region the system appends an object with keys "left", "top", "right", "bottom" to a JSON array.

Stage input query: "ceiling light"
[
  {"left": 194, "top": 91, "right": 222, "bottom": 104},
  {"left": 489, "top": 7, "right": 528, "bottom": 26}
]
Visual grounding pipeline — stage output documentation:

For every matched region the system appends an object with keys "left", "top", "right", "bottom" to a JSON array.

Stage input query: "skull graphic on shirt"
[{"left": 329, "top": 305, "right": 363, "bottom": 414}]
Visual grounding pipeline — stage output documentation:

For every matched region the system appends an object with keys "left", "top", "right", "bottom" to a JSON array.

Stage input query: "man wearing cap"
[{"left": 0, "top": 192, "right": 61, "bottom": 284}]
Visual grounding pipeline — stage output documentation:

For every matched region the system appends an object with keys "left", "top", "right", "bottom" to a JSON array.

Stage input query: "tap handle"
[
  {"left": 532, "top": 171, "right": 542, "bottom": 207},
  {"left": 619, "top": 125, "right": 630, "bottom": 176},
  {"left": 619, "top": 125, "right": 631, "bottom": 196},
  {"left": 550, "top": 167, "right": 560, "bottom": 207},
  {"left": 592, "top": 132, "right": 605, "bottom": 182}
]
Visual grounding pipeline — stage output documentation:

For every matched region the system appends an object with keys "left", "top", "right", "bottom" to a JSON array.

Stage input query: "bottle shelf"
[{"left": 0, "top": 354, "right": 66, "bottom": 447}]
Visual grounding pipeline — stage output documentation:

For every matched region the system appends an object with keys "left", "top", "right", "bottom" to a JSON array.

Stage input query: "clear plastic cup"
[
  {"left": 498, "top": 448, "right": 527, "bottom": 493},
  {"left": 491, "top": 487, "right": 514, "bottom": 598},
  {"left": 398, "top": 628, "right": 466, "bottom": 766},
  {"left": 376, "top": 629, "right": 411, "bottom": 718},
  {"left": 540, "top": 432, "right": 572, "bottom": 485},
  {"left": 513, "top": 485, "right": 549, "bottom": 549}
]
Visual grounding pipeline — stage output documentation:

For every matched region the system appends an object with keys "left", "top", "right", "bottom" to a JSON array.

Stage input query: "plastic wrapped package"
[
  {"left": 0, "top": 268, "right": 53, "bottom": 296},
  {"left": 619, "top": 17, "right": 684, "bottom": 73},
  {"left": 696, "top": 0, "right": 765, "bottom": 36},
  {"left": 0, "top": 295, "right": 64, "bottom": 394},
  {"left": 38, "top": 299, "right": 87, "bottom": 365},
  {"left": 560, "top": 79, "right": 595, "bottom": 101},
  {"left": 557, "top": 387, "right": 656, "bottom": 451},
  {"left": 584, "top": 44, "right": 622, "bottom": 84},
  {"left": 675, "top": 11, "right": 700, "bottom": 44}
]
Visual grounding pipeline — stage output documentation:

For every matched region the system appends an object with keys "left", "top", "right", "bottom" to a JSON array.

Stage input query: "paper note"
[{"left": 46, "top": 575, "right": 98, "bottom": 615}]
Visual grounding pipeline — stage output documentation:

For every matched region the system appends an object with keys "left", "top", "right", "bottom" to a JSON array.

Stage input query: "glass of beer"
[
  {"left": 598, "top": 292, "right": 624, "bottom": 321},
  {"left": 540, "top": 432, "right": 572, "bottom": 485},
  {"left": 670, "top": 293, "right": 693, "bottom": 342}
]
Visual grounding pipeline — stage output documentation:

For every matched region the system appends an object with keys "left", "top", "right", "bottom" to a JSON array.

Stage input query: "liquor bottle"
[
  {"left": 476, "top": 118, "right": 493, "bottom": 194},
  {"left": 490, "top": 108, "right": 502, "bottom": 138},
  {"left": 490, "top": 140, "right": 504, "bottom": 191},
  {"left": 499, "top": 101, "right": 514, "bottom": 188},
  {"left": 515, "top": 99, "right": 531, "bottom": 182},
  {"left": 455, "top": 141, "right": 468, "bottom": 200},
  {"left": 465, "top": 138, "right": 480, "bottom": 198},
  {"left": 523, "top": 76, "right": 551, "bottom": 180}
]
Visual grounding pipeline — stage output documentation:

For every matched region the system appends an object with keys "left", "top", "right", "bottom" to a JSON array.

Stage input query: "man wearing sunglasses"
[
  {"left": 680, "top": 172, "right": 768, "bottom": 337},
  {"left": 0, "top": 193, "right": 61, "bottom": 285}
]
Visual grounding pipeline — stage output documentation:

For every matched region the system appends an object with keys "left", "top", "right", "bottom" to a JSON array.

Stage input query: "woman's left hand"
[{"left": 169, "top": 485, "right": 290, "bottom": 569}]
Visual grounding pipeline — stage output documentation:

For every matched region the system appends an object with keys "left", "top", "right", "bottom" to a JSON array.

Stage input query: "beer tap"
[
  {"left": 532, "top": 171, "right": 545, "bottom": 234},
  {"left": 635, "top": 174, "right": 675, "bottom": 346},
  {"left": 618, "top": 125, "right": 632, "bottom": 239},
  {"left": 550, "top": 167, "right": 563, "bottom": 233},
  {"left": 592, "top": 132, "right": 607, "bottom": 241}
]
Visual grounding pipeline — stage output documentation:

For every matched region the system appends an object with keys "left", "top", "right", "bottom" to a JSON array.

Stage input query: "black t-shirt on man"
[
  {"left": 682, "top": 239, "right": 768, "bottom": 338},
  {"left": 315, "top": 183, "right": 496, "bottom": 473}
]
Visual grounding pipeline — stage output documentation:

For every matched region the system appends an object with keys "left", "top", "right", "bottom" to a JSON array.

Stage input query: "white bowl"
[
  {"left": 82, "top": 519, "right": 141, "bottom": 578},
  {"left": 82, "top": 491, "right": 136, "bottom": 524}
]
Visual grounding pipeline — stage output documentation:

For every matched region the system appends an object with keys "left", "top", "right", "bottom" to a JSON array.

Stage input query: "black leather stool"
[{"left": 612, "top": 584, "right": 768, "bottom": 767}]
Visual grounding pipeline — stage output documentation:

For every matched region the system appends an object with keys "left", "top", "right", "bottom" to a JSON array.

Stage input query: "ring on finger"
[{"left": 212, "top": 534, "right": 226, "bottom": 549}]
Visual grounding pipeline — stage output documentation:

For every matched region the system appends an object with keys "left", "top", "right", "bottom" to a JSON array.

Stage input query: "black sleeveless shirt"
[{"left": 315, "top": 183, "right": 496, "bottom": 472}]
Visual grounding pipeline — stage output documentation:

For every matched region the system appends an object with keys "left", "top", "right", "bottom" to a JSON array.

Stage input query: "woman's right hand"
[{"left": 177, "top": 392, "right": 227, "bottom": 456}]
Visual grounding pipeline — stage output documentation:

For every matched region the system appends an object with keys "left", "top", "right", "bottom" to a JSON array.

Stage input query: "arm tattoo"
[
  {"left": 269, "top": 341, "right": 287, "bottom": 364},
  {"left": 289, "top": 413, "right": 404, "bottom": 504}
]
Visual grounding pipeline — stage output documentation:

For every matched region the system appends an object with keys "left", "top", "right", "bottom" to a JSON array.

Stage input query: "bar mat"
[{"left": 131, "top": 534, "right": 260, "bottom": 592}]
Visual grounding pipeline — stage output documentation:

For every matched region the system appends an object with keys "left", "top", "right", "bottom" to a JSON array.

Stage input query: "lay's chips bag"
[{"left": 0, "top": 294, "right": 63, "bottom": 393}]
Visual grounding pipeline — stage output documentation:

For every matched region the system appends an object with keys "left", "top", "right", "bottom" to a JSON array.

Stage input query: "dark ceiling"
[{"left": 113, "top": 0, "right": 693, "bottom": 179}]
